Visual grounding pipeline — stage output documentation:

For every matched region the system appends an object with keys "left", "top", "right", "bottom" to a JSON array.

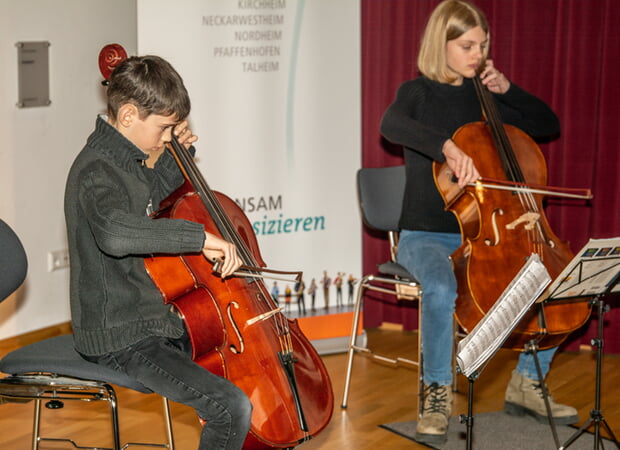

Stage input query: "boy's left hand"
[{"left": 174, "top": 120, "right": 199, "bottom": 149}]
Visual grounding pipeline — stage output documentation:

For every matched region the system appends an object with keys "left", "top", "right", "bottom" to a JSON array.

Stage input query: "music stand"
[
  {"left": 456, "top": 254, "right": 552, "bottom": 450},
  {"left": 544, "top": 238, "right": 620, "bottom": 450}
]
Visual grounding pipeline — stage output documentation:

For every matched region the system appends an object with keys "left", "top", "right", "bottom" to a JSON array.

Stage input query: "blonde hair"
[{"left": 418, "top": 0, "right": 489, "bottom": 84}]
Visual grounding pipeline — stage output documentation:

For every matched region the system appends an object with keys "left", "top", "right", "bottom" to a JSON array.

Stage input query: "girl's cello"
[
  {"left": 433, "top": 75, "right": 591, "bottom": 351},
  {"left": 143, "top": 135, "right": 334, "bottom": 448}
]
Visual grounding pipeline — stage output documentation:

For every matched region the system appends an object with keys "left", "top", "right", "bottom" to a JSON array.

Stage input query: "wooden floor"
[{"left": 1, "top": 325, "right": 619, "bottom": 449}]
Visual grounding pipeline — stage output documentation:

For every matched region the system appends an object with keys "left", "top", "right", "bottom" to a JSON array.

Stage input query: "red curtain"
[{"left": 361, "top": 0, "right": 620, "bottom": 353}]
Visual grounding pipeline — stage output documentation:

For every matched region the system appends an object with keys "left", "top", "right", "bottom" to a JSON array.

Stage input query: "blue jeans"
[
  {"left": 83, "top": 330, "right": 252, "bottom": 450},
  {"left": 398, "top": 230, "right": 557, "bottom": 386}
]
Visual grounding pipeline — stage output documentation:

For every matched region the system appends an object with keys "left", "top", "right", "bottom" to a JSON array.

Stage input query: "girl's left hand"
[{"left": 480, "top": 60, "right": 510, "bottom": 94}]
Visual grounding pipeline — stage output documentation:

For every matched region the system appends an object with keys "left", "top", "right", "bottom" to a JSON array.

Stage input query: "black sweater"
[
  {"left": 380, "top": 76, "right": 560, "bottom": 233},
  {"left": 64, "top": 116, "right": 205, "bottom": 356}
]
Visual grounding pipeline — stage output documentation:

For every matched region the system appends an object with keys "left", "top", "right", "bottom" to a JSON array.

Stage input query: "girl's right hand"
[{"left": 442, "top": 139, "right": 480, "bottom": 188}]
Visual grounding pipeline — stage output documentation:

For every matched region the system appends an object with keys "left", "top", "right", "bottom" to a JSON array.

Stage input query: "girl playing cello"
[{"left": 380, "top": 1, "right": 577, "bottom": 446}]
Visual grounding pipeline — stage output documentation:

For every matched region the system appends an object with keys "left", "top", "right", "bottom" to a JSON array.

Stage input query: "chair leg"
[
  {"left": 417, "top": 297, "right": 424, "bottom": 419},
  {"left": 103, "top": 384, "right": 122, "bottom": 450},
  {"left": 15, "top": 379, "right": 173, "bottom": 450},
  {"left": 340, "top": 275, "right": 369, "bottom": 409},
  {"left": 162, "top": 396, "right": 175, "bottom": 449},
  {"left": 452, "top": 316, "right": 461, "bottom": 393},
  {"left": 32, "top": 398, "right": 41, "bottom": 450}
]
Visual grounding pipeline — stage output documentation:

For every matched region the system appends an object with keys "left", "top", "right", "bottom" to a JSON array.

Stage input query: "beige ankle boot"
[
  {"left": 415, "top": 383, "right": 452, "bottom": 445},
  {"left": 504, "top": 370, "right": 579, "bottom": 425}
]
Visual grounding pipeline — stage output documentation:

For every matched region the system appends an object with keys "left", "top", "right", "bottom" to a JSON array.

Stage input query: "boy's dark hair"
[{"left": 107, "top": 55, "right": 191, "bottom": 122}]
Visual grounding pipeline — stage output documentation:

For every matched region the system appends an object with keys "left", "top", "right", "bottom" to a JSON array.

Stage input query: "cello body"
[
  {"left": 433, "top": 118, "right": 590, "bottom": 350},
  {"left": 144, "top": 177, "right": 333, "bottom": 448}
]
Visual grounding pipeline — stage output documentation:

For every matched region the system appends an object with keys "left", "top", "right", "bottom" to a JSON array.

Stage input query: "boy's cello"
[
  {"left": 433, "top": 75, "right": 592, "bottom": 351},
  {"left": 144, "top": 134, "right": 334, "bottom": 449}
]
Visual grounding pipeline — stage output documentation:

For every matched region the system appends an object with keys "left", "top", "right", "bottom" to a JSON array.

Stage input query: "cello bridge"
[
  {"left": 246, "top": 306, "right": 284, "bottom": 326},
  {"left": 506, "top": 212, "right": 540, "bottom": 231}
]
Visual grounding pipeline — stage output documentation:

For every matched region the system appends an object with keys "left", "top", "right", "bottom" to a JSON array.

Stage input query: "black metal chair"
[
  {"left": 0, "top": 219, "right": 27, "bottom": 302},
  {"left": 0, "top": 219, "right": 175, "bottom": 450},
  {"left": 340, "top": 166, "right": 425, "bottom": 414}
]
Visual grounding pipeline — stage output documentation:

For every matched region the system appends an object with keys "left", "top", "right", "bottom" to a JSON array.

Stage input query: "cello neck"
[
  {"left": 473, "top": 75, "right": 526, "bottom": 184},
  {"left": 167, "top": 134, "right": 258, "bottom": 267}
]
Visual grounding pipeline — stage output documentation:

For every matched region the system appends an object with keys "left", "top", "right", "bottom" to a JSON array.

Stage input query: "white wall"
[{"left": 0, "top": 0, "right": 137, "bottom": 339}]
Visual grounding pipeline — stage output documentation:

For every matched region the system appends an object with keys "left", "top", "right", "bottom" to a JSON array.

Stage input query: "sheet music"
[
  {"left": 456, "top": 254, "right": 551, "bottom": 378},
  {"left": 547, "top": 237, "right": 620, "bottom": 299}
]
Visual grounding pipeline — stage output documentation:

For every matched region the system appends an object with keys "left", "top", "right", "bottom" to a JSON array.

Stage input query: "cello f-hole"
[
  {"left": 484, "top": 208, "right": 504, "bottom": 246},
  {"left": 227, "top": 301, "right": 244, "bottom": 354}
]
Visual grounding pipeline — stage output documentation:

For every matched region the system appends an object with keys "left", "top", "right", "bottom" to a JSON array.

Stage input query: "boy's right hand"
[{"left": 202, "top": 232, "right": 242, "bottom": 278}]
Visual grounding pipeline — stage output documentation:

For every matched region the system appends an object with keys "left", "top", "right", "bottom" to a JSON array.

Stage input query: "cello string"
[
  {"left": 173, "top": 139, "right": 292, "bottom": 343},
  {"left": 171, "top": 136, "right": 260, "bottom": 269},
  {"left": 189, "top": 146, "right": 293, "bottom": 346},
  {"left": 169, "top": 136, "right": 292, "bottom": 342},
  {"left": 482, "top": 83, "right": 540, "bottom": 212},
  {"left": 473, "top": 77, "right": 512, "bottom": 177},
  {"left": 164, "top": 138, "right": 332, "bottom": 440},
  {"left": 473, "top": 76, "right": 548, "bottom": 249},
  {"left": 474, "top": 76, "right": 524, "bottom": 184},
  {"left": 473, "top": 76, "right": 541, "bottom": 219}
]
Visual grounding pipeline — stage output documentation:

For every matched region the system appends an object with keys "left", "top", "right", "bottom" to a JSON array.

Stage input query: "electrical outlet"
[{"left": 48, "top": 249, "right": 70, "bottom": 272}]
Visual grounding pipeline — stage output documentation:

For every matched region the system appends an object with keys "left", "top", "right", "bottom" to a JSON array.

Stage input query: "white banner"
[{"left": 137, "top": 0, "right": 361, "bottom": 312}]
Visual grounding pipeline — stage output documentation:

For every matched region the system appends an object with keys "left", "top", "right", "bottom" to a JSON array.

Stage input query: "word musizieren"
[{"left": 252, "top": 213, "right": 325, "bottom": 236}]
